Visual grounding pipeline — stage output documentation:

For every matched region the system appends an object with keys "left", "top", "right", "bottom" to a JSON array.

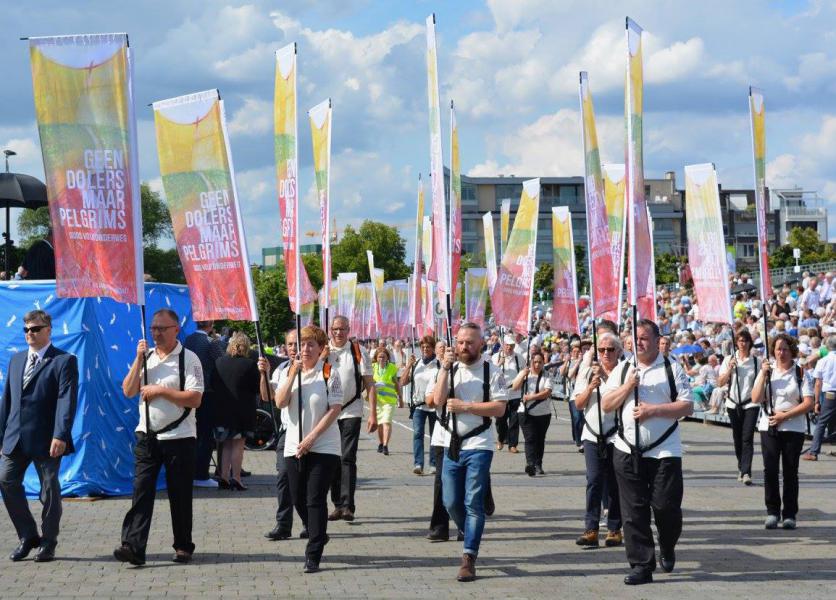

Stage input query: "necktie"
[{"left": 23, "top": 354, "right": 38, "bottom": 388}]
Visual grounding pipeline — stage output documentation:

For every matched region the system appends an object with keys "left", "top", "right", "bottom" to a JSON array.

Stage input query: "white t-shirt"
[
  {"left": 519, "top": 370, "right": 553, "bottom": 417},
  {"left": 603, "top": 354, "right": 692, "bottom": 459},
  {"left": 278, "top": 360, "right": 343, "bottom": 457},
  {"left": 720, "top": 353, "right": 759, "bottom": 410},
  {"left": 428, "top": 360, "right": 508, "bottom": 451},
  {"left": 812, "top": 352, "right": 836, "bottom": 392},
  {"left": 270, "top": 365, "right": 290, "bottom": 429},
  {"left": 757, "top": 364, "right": 813, "bottom": 433},
  {"left": 574, "top": 367, "right": 617, "bottom": 445},
  {"left": 328, "top": 341, "right": 371, "bottom": 421},
  {"left": 492, "top": 352, "right": 522, "bottom": 400},
  {"left": 136, "top": 342, "right": 204, "bottom": 440},
  {"left": 411, "top": 358, "right": 442, "bottom": 412}
]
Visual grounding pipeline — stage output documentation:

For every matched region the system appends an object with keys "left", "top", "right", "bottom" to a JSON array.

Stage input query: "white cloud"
[{"left": 227, "top": 97, "right": 272, "bottom": 136}]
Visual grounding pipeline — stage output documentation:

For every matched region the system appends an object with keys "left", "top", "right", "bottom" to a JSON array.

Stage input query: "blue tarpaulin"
[{"left": 0, "top": 281, "right": 195, "bottom": 497}]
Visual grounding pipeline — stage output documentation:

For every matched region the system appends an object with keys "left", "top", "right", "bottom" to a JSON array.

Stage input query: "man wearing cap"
[
  {"left": 492, "top": 335, "right": 522, "bottom": 452},
  {"left": 804, "top": 335, "right": 836, "bottom": 461}
]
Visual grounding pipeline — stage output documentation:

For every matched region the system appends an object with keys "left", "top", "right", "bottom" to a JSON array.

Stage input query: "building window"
[{"left": 739, "top": 243, "right": 756, "bottom": 258}]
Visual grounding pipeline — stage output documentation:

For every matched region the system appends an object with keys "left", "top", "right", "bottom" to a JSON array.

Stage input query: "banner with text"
[
  {"left": 309, "top": 98, "right": 332, "bottom": 307},
  {"left": 602, "top": 163, "right": 626, "bottom": 323},
  {"left": 465, "top": 268, "right": 489, "bottom": 327},
  {"left": 153, "top": 89, "right": 257, "bottom": 321},
  {"left": 551, "top": 206, "right": 580, "bottom": 334},
  {"left": 29, "top": 33, "right": 144, "bottom": 304},
  {"left": 685, "top": 164, "right": 731, "bottom": 324},
  {"left": 749, "top": 87, "right": 772, "bottom": 300},
  {"left": 491, "top": 179, "right": 540, "bottom": 335}
]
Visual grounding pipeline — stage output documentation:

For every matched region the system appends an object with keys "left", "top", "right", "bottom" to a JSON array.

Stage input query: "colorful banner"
[
  {"left": 274, "top": 43, "right": 305, "bottom": 313},
  {"left": 643, "top": 207, "right": 658, "bottom": 323},
  {"left": 367, "top": 250, "right": 384, "bottom": 335},
  {"left": 579, "top": 72, "right": 617, "bottom": 319},
  {"left": 153, "top": 89, "right": 257, "bottom": 321},
  {"left": 410, "top": 176, "right": 425, "bottom": 328},
  {"left": 425, "top": 14, "right": 449, "bottom": 293},
  {"left": 500, "top": 198, "right": 511, "bottom": 259},
  {"left": 625, "top": 18, "right": 653, "bottom": 317},
  {"left": 422, "top": 215, "right": 433, "bottom": 271},
  {"left": 483, "top": 212, "right": 498, "bottom": 292},
  {"left": 353, "top": 283, "right": 374, "bottom": 339},
  {"left": 423, "top": 277, "right": 435, "bottom": 335},
  {"left": 602, "top": 163, "right": 626, "bottom": 322},
  {"left": 380, "top": 282, "right": 396, "bottom": 338},
  {"left": 309, "top": 98, "right": 332, "bottom": 308},
  {"left": 685, "top": 164, "right": 731, "bottom": 324},
  {"left": 337, "top": 272, "right": 357, "bottom": 325},
  {"left": 465, "top": 268, "right": 489, "bottom": 327},
  {"left": 551, "top": 207, "right": 580, "bottom": 334},
  {"left": 491, "top": 179, "right": 540, "bottom": 335},
  {"left": 450, "top": 101, "right": 462, "bottom": 296},
  {"left": 29, "top": 33, "right": 144, "bottom": 304},
  {"left": 749, "top": 87, "right": 772, "bottom": 300}
]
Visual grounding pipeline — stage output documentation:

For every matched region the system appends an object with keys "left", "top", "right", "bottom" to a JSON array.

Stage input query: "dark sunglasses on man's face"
[{"left": 23, "top": 325, "right": 47, "bottom": 334}]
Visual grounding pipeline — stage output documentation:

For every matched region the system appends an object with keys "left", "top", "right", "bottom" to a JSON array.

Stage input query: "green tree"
[
  {"left": 654, "top": 252, "right": 681, "bottom": 285},
  {"left": 331, "top": 220, "right": 410, "bottom": 282},
  {"left": 768, "top": 226, "right": 836, "bottom": 268},
  {"left": 143, "top": 246, "right": 185, "bottom": 284},
  {"left": 140, "top": 183, "right": 173, "bottom": 245},
  {"left": 17, "top": 206, "right": 50, "bottom": 248},
  {"left": 534, "top": 263, "right": 554, "bottom": 296}
]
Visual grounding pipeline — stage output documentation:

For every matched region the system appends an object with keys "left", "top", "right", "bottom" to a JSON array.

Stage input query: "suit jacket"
[
  {"left": 0, "top": 344, "right": 78, "bottom": 458},
  {"left": 184, "top": 332, "right": 224, "bottom": 392}
]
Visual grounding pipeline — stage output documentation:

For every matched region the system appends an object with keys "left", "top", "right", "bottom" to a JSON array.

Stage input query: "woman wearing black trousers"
[
  {"left": 512, "top": 352, "right": 553, "bottom": 476},
  {"left": 274, "top": 325, "right": 342, "bottom": 573},
  {"left": 751, "top": 333, "right": 814, "bottom": 530}
]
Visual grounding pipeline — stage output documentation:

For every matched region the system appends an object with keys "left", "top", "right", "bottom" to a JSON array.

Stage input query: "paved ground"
[{"left": 0, "top": 402, "right": 834, "bottom": 599}]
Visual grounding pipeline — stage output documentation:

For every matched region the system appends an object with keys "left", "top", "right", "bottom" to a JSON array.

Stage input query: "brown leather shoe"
[
  {"left": 495, "top": 442, "right": 504, "bottom": 451},
  {"left": 328, "top": 507, "right": 345, "bottom": 521},
  {"left": 457, "top": 553, "right": 476, "bottom": 582},
  {"left": 802, "top": 453, "right": 818, "bottom": 461},
  {"left": 575, "top": 529, "right": 599, "bottom": 547},
  {"left": 172, "top": 550, "right": 192, "bottom": 563},
  {"left": 509, "top": 447, "right": 519, "bottom": 454},
  {"left": 605, "top": 529, "right": 623, "bottom": 547}
]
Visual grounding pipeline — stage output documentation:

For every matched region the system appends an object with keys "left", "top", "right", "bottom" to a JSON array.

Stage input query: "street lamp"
[
  {"left": 3, "top": 149, "right": 15, "bottom": 173},
  {"left": 793, "top": 247, "right": 801, "bottom": 273},
  {"left": 2, "top": 149, "right": 15, "bottom": 279}
]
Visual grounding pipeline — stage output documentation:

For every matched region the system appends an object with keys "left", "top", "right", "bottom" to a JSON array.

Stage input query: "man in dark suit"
[
  {"left": 183, "top": 321, "right": 223, "bottom": 487},
  {"left": 0, "top": 309, "right": 77, "bottom": 562}
]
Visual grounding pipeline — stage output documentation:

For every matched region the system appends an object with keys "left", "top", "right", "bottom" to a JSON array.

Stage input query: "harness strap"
[
  {"left": 615, "top": 356, "right": 678, "bottom": 455},
  {"left": 524, "top": 371, "right": 547, "bottom": 413},
  {"left": 147, "top": 349, "right": 190, "bottom": 437},
  {"left": 443, "top": 362, "right": 492, "bottom": 461}
]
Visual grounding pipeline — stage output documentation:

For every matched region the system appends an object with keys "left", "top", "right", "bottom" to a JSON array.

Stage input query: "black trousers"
[
  {"left": 496, "top": 399, "right": 520, "bottom": 447},
  {"left": 274, "top": 429, "right": 306, "bottom": 532},
  {"left": 330, "top": 417, "right": 361, "bottom": 512},
  {"left": 286, "top": 453, "right": 340, "bottom": 562},
  {"left": 520, "top": 412, "right": 551, "bottom": 467},
  {"left": 121, "top": 434, "right": 196, "bottom": 557},
  {"left": 613, "top": 449, "right": 683, "bottom": 572},
  {"left": 0, "top": 451, "right": 62, "bottom": 545},
  {"left": 582, "top": 441, "right": 622, "bottom": 532},
  {"left": 194, "top": 391, "right": 216, "bottom": 480},
  {"left": 429, "top": 445, "right": 450, "bottom": 535},
  {"left": 761, "top": 430, "right": 804, "bottom": 520},
  {"left": 727, "top": 406, "right": 759, "bottom": 476}
]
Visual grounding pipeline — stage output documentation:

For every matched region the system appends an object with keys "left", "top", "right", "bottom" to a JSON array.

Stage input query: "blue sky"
[{"left": 2, "top": 0, "right": 835, "bottom": 264}]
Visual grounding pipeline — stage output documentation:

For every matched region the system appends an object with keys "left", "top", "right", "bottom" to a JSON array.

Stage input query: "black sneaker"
[
  {"left": 382, "top": 446, "right": 389, "bottom": 456},
  {"left": 624, "top": 567, "right": 653, "bottom": 585},
  {"left": 265, "top": 526, "right": 292, "bottom": 541},
  {"left": 525, "top": 464, "right": 536, "bottom": 477},
  {"left": 535, "top": 465, "right": 545, "bottom": 475},
  {"left": 299, "top": 528, "right": 309, "bottom": 539},
  {"left": 659, "top": 549, "right": 675, "bottom": 573},
  {"left": 427, "top": 530, "right": 449, "bottom": 542},
  {"left": 303, "top": 559, "right": 320, "bottom": 573},
  {"left": 377, "top": 444, "right": 384, "bottom": 453},
  {"left": 113, "top": 544, "right": 145, "bottom": 566}
]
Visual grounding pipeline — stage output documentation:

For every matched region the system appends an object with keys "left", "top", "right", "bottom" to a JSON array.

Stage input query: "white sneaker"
[
  {"left": 194, "top": 479, "right": 219, "bottom": 488},
  {"left": 764, "top": 515, "right": 779, "bottom": 529},
  {"left": 413, "top": 465, "right": 423, "bottom": 475},
  {"left": 742, "top": 474, "right": 752, "bottom": 486},
  {"left": 429, "top": 466, "right": 437, "bottom": 475},
  {"left": 781, "top": 518, "right": 797, "bottom": 530}
]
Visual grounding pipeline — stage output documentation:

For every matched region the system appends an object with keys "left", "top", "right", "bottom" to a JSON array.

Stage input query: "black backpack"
[{"left": 616, "top": 357, "right": 679, "bottom": 455}]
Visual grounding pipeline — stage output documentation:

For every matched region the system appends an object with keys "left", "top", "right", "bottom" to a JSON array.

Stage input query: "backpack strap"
[
  {"left": 439, "top": 361, "right": 492, "bottom": 439},
  {"left": 524, "top": 370, "right": 548, "bottom": 414},
  {"left": 615, "top": 357, "right": 679, "bottom": 455},
  {"left": 148, "top": 348, "right": 191, "bottom": 437},
  {"left": 339, "top": 341, "right": 363, "bottom": 412}
]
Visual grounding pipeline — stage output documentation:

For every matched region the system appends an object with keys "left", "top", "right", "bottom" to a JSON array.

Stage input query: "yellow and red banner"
[
  {"left": 603, "top": 163, "right": 626, "bottom": 322},
  {"left": 491, "top": 179, "right": 540, "bottom": 335},
  {"left": 579, "top": 72, "right": 617, "bottom": 320},
  {"left": 625, "top": 17, "right": 653, "bottom": 317},
  {"left": 749, "top": 87, "right": 772, "bottom": 301},
  {"left": 274, "top": 43, "right": 316, "bottom": 313},
  {"left": 500, "top": 199, "right": 511, "bottom": 259},
  {"left": 309, "top": 98, "right": 332, "bottom": 307},
  {"left": 29, "top": 33, "right": 143, "bottom": 304},
  {"left": 425, "top": 14, "right": 449, "bottom": 293},
  {"left": 353, "top": 283, "right": 374, "bottom": 339},
  {"left": 551, "top": 207, "right": 580, "bottom": 334},
  {"left": 337, "top": 272, "right": 357, "bottom": 325},
  {"left": 465, "top": 268, "right": 489, "bottom": 327},
  {"left": 152, "top": 89, "right": 257, "bottom": 321},
  {"left": 483, "top": 212, "right": 498, "bottom": 292},
  {"left": 686, "top": 164, "right": 731, "bottom": 324},
  {"left": 450, "top": 101, "right": 462, "bottom": 296}
]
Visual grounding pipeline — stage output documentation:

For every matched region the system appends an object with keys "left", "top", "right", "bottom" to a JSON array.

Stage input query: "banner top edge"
[
  {"left": 152, "top": 89, "right": 219, "bottom": 111},
  {"left": 28, "top": 32, "right": 127, "bottom": 45}
]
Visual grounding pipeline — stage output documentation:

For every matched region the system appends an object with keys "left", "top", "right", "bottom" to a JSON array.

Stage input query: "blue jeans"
[
  {"left": 442, "top": 449, "right": 493, "bottom": 557},
  {"left": 568, "top": 401, "right": 584, "bottom": 446},
  {"left": 810, "top": 395, "right": 836, "bottom": 455},
  {"left": 412, "top": 410, "right": 437, "bottom": 468}
]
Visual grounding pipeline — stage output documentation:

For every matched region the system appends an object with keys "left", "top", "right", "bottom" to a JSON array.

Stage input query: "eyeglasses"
[
  {"left": 23, "top": 325, "right": 47, "bottom": 334},
  {"left": 150, "top": 325, "right": 176, "bottom": 333},
  {"left": 597, "top": 347, "right": 617, "bottom": 353},
  {"left": 331, "top": 327, "right": 349, "bottom": 332}
]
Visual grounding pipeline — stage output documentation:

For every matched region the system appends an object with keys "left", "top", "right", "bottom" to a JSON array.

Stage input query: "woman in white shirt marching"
[
  {"left": 751, "top": 333, "right": 814, "bottom": 530},
  {"left": 716, "top": 329, "right": 759, "bottom": 485},
  {"left": 511, "top": 352, "right": 553, "bottom": 477},
  {"left": 275, "top": 325, "right": 343, "bottom": 573}
]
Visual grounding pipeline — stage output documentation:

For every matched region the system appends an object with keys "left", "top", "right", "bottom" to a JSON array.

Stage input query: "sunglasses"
[
  {"left": 23, "top": 325, "right": 47, "bottom": 334},
  {"left": 597, "top": 347, "right": 617, "bottom": 353}
]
